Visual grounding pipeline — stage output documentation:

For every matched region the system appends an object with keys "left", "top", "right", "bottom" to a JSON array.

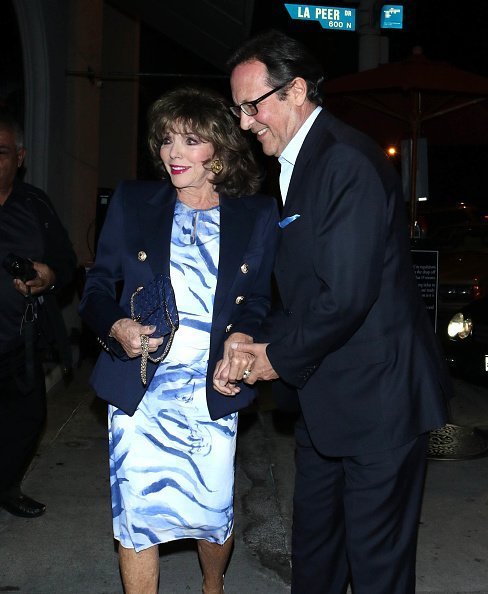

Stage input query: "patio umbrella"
[{"left": 323, "top": 48, "right": 488, "bottom": 235}]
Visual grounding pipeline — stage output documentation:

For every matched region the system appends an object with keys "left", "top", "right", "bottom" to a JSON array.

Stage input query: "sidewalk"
[
  {"left": 262, "top": 377, "right": 488, "bottom": 594},
  {"left": 0, "top": 364, "right": 289, "bottom": 594},
  {"left": 1, "top": 364, "right": 488, "bottom": 593}
]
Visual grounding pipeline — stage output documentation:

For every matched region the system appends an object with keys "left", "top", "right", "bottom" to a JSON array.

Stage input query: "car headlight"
[{"left": 447, "top": 312, "right": 473, "bottom": 339}]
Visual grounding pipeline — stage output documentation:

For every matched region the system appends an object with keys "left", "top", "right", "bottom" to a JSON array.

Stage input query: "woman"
[{"left": 79, "top": 86, "right": 279, "bottom": 594}]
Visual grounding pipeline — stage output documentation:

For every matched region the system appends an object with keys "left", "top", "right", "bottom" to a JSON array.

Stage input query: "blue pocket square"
[{"left": 279, "top": 214, "right": 301, "bottom": 228}]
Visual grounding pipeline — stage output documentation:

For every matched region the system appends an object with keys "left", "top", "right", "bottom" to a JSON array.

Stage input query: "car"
[
  {"left": 435, "top": 225, "right": 488, "bottom": 315},
  {"left": 445, "top": 295, "right": 488, "bottom": 384},
  {"left": 415, "top": 202, "right": 484, "bottom": 239}
]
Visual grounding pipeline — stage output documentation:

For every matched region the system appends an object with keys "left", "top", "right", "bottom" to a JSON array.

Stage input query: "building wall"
[
  {"left": 98, "top": 4, "right": 140, "bottom": 191},
  {"left": 14, "top": 0, "right": 140, "bottom": 266},
  {"left": 13, "top": 0, "right": 140, "bottom": 334},
  {"left": 64, "top": 0, "right": 104, "bottom": 265}
]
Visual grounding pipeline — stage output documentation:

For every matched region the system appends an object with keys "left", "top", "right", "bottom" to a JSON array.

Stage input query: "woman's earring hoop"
[{"left": 210, "top": 159, "right": 223, "bottom": 175}]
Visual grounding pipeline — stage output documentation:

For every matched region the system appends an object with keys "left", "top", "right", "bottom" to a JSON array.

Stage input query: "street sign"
[
  {"left": 380, "top": 5, "right": 404, "bottom": 29},
  {"left": 285, "top": 4, "right": 356, "bottom": 31}
]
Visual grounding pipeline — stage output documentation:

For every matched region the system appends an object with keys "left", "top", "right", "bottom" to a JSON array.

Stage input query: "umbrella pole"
[{"left": 409, "top": 92, "right": 421, "bottom": 238}]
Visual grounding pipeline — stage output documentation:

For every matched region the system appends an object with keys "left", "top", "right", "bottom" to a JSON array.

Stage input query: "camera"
[{"left": 2, "top": 253, "right": 37, "bottom": 282}]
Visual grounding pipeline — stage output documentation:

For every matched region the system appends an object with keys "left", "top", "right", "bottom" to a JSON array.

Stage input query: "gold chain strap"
[
  {"left": 130, "top": 286, "right": 142, "bottom": 321},
  {"left": 140, "top": 334, "right": 150, "bottom": 385}
]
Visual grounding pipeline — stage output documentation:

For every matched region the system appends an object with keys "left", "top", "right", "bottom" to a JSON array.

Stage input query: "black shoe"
[{"left": 0, "top": 492, "right": 46, "bottom": 518}]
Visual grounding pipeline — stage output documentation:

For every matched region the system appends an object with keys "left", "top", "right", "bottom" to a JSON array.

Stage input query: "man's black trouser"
[{"left": 0, "top": 345, "right": 46, "bottom": 496}]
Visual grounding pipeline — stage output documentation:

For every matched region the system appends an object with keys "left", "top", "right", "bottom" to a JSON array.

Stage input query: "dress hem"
[{"left": 114, "top": 528, "right": 234, "bottom": 553}]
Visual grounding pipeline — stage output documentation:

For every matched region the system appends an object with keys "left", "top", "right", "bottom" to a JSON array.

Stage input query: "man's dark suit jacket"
[
  {"left": 0, "top": 180, "right": 76, "bottom": 353},
  {"left": 265, "top": 109, "right": 451, "bottom": 456},
  {"left": 79, "top": 180, "right": 279, "bottom": 419}
]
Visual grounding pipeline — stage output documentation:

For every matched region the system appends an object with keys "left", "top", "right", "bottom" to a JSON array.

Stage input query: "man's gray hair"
[{"left": 0, "top": 110, "right": 24, "bottom": 151}]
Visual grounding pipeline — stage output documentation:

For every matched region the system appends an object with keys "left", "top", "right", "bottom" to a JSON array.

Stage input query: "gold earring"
[{"left": 210, "top": 159, "right": 223, "bottom": 175}]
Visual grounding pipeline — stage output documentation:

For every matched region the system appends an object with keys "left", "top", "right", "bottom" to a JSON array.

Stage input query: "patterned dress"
[{"left": 108, "top": 200, "right": 237, "bottom": 552}]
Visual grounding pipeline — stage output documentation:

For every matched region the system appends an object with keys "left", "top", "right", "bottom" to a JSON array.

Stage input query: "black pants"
[
  {"left": 0, "top": 345, "right": 46, "bottom": 496},
  {"left": 292, "top": 415, "right": 429, "bottom": 594}
]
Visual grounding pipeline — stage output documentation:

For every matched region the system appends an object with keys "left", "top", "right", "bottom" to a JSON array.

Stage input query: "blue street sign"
[
  {"left": 285, "top": 4, "right": 356, "bottom": 31},
  {"left": 380, "top": 5, "right": 404, "bottom": 29}
]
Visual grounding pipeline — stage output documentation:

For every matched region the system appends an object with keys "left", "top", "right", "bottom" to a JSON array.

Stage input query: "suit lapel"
[
  {"left": 213, "top": 195, "right": 256, "bottom": 321},
  {"left": 137, "top": 183, "right": 176, "bottom": 277},
  {"left": 282, "top": 110, "right": 334, "bottom": 217}
]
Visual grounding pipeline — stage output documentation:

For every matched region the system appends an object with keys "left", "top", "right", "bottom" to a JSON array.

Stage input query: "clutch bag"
[{"left": 130, "top": 273, "right": 179, "bottom": 384}]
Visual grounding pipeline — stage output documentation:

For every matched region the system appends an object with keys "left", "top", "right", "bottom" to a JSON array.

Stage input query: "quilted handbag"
[{"left": 130, "top": 273, "right": 179, "bottom": 384}]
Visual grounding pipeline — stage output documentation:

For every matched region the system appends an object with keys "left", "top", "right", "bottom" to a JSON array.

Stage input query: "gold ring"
[{"left": 242, "top": 368, "right": 251, "bottom": 380}]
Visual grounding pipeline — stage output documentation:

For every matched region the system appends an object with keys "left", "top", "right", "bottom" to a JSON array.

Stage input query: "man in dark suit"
[{"left": 214, "top": 30, "right": 451, "bottom": 594}]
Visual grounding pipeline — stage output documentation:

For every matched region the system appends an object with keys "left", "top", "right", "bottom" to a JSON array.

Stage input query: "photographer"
[{"left": 0, "top": 110, "right": 76, "bottom": 518}]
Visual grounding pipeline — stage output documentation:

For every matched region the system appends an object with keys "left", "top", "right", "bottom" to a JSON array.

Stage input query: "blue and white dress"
[{"left": 108, "top": 200, "right": 237, "bottom": 552}]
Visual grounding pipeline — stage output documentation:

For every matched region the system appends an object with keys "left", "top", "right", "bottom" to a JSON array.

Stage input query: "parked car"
[
  {"left": 445, "top": 296, "right": 488, "bottom": 384},
  {"left": 435, "top": 225, "right": 488, "bottom": 314},
  {"left": 415, "top": 202, "right": 484, "bottom": 239}
]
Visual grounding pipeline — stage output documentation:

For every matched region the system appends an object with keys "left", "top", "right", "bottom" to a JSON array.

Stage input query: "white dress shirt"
[{"left": 278, "top": 106, "right": 322, "bottom": 204}]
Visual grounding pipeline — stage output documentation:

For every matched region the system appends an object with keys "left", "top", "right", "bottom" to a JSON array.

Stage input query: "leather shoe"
[{"left": 0, "top": 492, "right": 46, "bottom": 518}]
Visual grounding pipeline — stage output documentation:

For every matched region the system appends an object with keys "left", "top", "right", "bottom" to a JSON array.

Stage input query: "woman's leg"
[
  {"left": 119, "top": 543, "right": 159, "bottom": 594},
  {"left": 197, "top": 534, "right": 234, "bottom": 593}
]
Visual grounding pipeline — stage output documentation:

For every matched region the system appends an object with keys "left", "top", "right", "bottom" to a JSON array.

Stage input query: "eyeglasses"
[{"left": 230, "top": 84, "right": 286, "bottom": 118}]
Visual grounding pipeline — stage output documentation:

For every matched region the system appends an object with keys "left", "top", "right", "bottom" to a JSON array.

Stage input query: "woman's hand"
[
  {"left": 109, "top": 318, "right": 164, "bottom": 358},
  {"left": 213, "top": 332, "right": 254, "bottom": 396}
]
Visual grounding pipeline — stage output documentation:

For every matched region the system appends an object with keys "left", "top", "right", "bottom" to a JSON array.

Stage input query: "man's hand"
[
  {"left": 213, "top": 340, "right": 279, "bottom": 396},
  {"left": 230, "top": 342, "right": 279, "bottom": 384},
  {"left": 109, "top": 318, "right": 164, "bottom": 359},
  {"left": 13, "top": 261, "right": 56, "bottom": 296},
  {"left": 213, "top": 332, "right": 254, "bottom": 396}
]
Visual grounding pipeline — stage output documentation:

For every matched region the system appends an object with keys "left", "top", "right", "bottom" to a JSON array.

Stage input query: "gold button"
[
  {"left": 235, "top": 296, "right": 245, "bottom": 304},
  {"left": 138, "top": 251, "right": 147, "bottom": 261},
  {"left": 225, "top": 323, "right": 233, "bottom": 333},
  {"left": 240, "top": 263, "right": 249, "bottom": 274}
]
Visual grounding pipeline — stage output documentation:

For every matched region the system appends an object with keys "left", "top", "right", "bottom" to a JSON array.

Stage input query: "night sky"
[
  {"left": 139, "top": 1, "right": 488, "bottom": 205},
  {"left": 2, "top": 1, "right": 487, "bottom": 205},
  {"left": 250, "top": 1, "right": 488, "bottom": 77},
  {"left": 256, "top": 1, "right": 488, "bottom": 206}
]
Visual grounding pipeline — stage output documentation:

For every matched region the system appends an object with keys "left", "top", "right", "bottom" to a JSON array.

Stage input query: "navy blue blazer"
[
  {"left": 79, "top": 180, "right": 279, "bottom": 419},
  {"left": 265, "top": 110, "right": 451, "bottom": 456}
]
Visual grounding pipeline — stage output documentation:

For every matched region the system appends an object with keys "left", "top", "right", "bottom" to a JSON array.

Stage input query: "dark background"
[
  {"left": 2, "top": 0, "right": 488, "bottom": 208},
  {"left": 137, "top": 1, "right": 488, "bottom": 207}
]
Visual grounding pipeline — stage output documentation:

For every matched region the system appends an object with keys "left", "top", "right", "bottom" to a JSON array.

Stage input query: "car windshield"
[{"left": 435, "top": 226, "right": 488, "bottom": 252}]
